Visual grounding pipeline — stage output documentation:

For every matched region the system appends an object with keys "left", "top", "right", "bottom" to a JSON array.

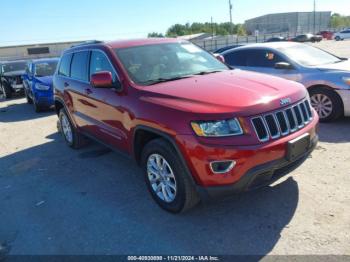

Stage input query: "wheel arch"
[
  {"left": 133, "top": 126, "right": 177, "bottom": 164},
  {"left": 132, "top": 125, "right": 197, "bottom": 185},
  {"left": 308, "top": 84, "right": 345, "bottom": 119},
  {"left": 54, "top": 96, "right": 79, "bottom": 129},
  {"left": 307, "top": 84, "right": 344, "bottom": 110},
  {"left": 54, "top": 98, "right": 65, "bottom": 116}
]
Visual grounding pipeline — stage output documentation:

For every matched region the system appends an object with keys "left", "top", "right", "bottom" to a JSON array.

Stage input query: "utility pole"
[
  {"left": 229, "top": 0, "right": 233, "bottom": 35},
  {"left": 313, "top": 0, "right": 316, "bottom": 34},
  {"left": 211, "top": 16, "right": 214, "bottom": 38}
]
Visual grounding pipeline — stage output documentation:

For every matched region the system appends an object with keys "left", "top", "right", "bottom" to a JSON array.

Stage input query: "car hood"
[
  {"left": 140, "top": 70, "right": 307, "bottom": 116},
  {"left": 3, "top": 70, "right": 25, "bottom": 77},
  {"left": 36, "top": 76, "right": 53, "bottom": 86},
  {"left": 316, "top": 60, "right": 350, "bottom": 72}
]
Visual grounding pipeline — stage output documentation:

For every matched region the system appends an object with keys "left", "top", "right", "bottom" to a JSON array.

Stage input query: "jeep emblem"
[{"left": 280, "top": 98, "right": 292, "bottom": 106}]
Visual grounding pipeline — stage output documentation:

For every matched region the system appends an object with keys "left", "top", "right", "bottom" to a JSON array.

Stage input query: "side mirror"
[
  {"left": 91, "top": 71, "right": 114, "bottom": 88},
  {"left": 214, "top": 54, "right": 225, "bottom": 63},
  {"left": 275, "top": 62, "right": 293, "bottom": 70}
]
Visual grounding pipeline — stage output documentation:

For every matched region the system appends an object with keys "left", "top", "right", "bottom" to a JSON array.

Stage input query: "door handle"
[
  {"left": 85, "top": 88, "right": 92, "bottom": 95},
  {"left": 64, "top": 82, "right": 69, "bottom": 88}
]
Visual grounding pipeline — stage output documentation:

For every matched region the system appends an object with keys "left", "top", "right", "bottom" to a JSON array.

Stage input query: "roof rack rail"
[{"left": 71, "top": 40, "right": 104, "bottom": 48}]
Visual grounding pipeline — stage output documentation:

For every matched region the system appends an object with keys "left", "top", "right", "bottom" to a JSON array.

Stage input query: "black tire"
[
  {"left": 1, "top": 84, "right": 12, "bottom": 99},
  {"left": 309, "top": 87, "right": 343, "bottom": 122},
  {"left": 335, "top": 36, "right": 340, "bottom": 41},
  {"left": 34, "top": 101, "right": 42, "bottom": 113},
  {"left": 58, "top": 108, "right": 87, "bottom": 149},
  {"left": 25, "top": 89, "right": 33, "bottom": 104},
  {"left": 141, "top": 138, "right": 200, "bottom": 213}
]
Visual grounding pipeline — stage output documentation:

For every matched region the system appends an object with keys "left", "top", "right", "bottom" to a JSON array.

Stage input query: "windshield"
[
  {"left": 35, "top": 61, "right": 58, "bottom": 76},
  {"left": 115, "top": 42, "right": 228, "bottom": 85},
  {"left": 2, "top": 62, "right": 26, "bottom": 73},
  {"left": 279, "top": 45, "right": 341, "bottom": 66}
]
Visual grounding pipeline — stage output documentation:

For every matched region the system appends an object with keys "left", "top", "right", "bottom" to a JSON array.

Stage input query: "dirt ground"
[{"left": 0, "top": 96, "right": 349, "bottom": 256}]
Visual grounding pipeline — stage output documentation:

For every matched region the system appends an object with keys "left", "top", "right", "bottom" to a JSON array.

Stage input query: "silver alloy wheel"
[
  {"left": 310, "top": 93, "right": 333, "bottom": 119},
  {"left": 147, "top": 153, "right": 177, "bottom": 203},
  {"left": 61, "top": 114, "right": 73, "bottom": 143}
]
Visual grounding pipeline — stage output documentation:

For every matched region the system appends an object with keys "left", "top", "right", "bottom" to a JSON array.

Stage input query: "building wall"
[
  {"left": 245, "top": 11, "right": 331, "bottom": 34},
  {"left": 0, "top": 41, "right": 84, "bottom": 61}
]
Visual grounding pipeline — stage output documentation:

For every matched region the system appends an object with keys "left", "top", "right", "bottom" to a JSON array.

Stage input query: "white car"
[
  {"left": 222, "top": 42, "right": 350, "bottom": 121},
  {"left": 334, "top": 29, "right": 350, "bottom": 41}
]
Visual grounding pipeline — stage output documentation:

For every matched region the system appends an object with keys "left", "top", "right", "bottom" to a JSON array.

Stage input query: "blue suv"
[{"left": 23, "top": 58, "right": 59, "bottom": 112}]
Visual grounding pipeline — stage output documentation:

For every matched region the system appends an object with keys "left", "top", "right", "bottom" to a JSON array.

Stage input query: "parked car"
[
  {"left": 290, "top": 34, "right": 322, "bottom": 43},
  {"left": 317, "top": 31, "right": 334, "bottom": 40},
  {"left": 23, "top": 58, "right": 59, "bottom": 112},
  {"left": 222, "top": 42, "right": 350, "bottom": 121},
  {"left": 214, "top": 44, "right": 244, "bottom": 54},
  {"left": 0, "top": 60, "right": 27, "bottom": 98},
  {"left": 265, "top": 36, "right": 287, "bottom": 42},
  {"left": 334, "top": 29, "right": 350, "bottom": 41},
  {"left": 54, "top": 39, "right": 318, "bottom": 213}
]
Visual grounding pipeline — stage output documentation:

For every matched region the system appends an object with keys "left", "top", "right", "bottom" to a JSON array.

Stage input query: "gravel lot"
[
  {"left": 310, "top": 39, "right": 350, "bottom": 58},
  {"left": 0, "top": 40, "right": 349, "bottom": 257}
]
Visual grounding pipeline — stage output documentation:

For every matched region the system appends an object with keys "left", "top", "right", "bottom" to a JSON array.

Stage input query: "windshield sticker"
[{"left": 181, "top": 44, "right": 202, "bottom": 53}]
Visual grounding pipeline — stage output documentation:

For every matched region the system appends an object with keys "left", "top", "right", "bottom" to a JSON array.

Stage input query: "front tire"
[
  {"left": 59, "top": 108, "right": 87, "bottom": 149},
  {"left": 25, "top": 89, "right": 33, "bottom": 104},
  {"left": 335, "top": 36, "right": 341, "bottom": 41},
  {"left": 309, "top": 87, "right": 343, "bottom": 122},
  {"left": 1, "top": 84, "right": 12, "bottom": 99},
  {"left": 33, "top": 100, "right": 43, "bottom": 113},
  {"left": 141, "top": 138, "right": 200, "bottom": 213}
]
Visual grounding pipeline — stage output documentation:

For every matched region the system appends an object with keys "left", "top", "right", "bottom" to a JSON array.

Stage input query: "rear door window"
[
  {"left": 70, "top": 51, "right": 89, "bottom": 81},
  {"left": 58, "top": 53, "right": 72, "bottom": 77}
]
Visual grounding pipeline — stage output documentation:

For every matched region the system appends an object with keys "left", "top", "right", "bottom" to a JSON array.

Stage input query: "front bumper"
[
  {"left": 34, "top": 90, "right": 54, "bottom": 107},
  {"left": 197, "top": 135, "right": 318, "bottom": 198},
  {"left": 11, "top": 84, "right": 24, "bottom": 91},
  {"left": 175, "top": 111, "right": 319, "bottom": 196}
]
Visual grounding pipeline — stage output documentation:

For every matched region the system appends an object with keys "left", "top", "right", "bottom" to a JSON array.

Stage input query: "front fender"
[
  {"left": 303, "top": 72, "right": 350, "bottom": 90},
  {"left": 304, "top": 79, "right": 339, "bottom": 90}
]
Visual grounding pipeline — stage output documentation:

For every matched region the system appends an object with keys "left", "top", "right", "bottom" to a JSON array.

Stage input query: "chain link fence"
[{"left": 191, "top": 29, "right": 341, "bottom": 52}]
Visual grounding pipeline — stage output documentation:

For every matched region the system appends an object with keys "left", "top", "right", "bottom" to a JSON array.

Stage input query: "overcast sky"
[{"left": 0, "top": 0, "right": 348, "bottom": 46}]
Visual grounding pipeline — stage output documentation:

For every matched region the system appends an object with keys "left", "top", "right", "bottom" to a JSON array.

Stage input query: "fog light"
[{"left": 210, "top": 160, "right": 236, "bottom": 174}]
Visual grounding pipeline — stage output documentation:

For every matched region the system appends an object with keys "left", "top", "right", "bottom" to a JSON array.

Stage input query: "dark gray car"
[{"left": 0, "top": 60, "right": 27, "bottom": 98}]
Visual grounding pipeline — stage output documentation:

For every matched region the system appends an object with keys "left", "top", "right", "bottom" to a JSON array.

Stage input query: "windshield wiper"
[
  {"left": 142, "top": 75, "right": 193, "bottom": 86},
  {"left": 191, "top": 70, "right": 224, "bottom": 76}
]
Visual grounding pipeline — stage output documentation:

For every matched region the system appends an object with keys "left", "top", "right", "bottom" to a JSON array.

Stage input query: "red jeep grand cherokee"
[{"left": 54, "top": 38, "right": 319, "bottom": 213}]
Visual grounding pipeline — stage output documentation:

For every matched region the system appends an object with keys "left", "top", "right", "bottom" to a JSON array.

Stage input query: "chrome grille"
[{"left": 251, "top": 99, "right": 313, "bottom": 142}]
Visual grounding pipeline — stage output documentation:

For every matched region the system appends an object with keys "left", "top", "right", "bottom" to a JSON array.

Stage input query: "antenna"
[
  {"left": 313, "top": 0, "right": 316, "bottom": 34},
  {"left": 229, "top": 0, "right": 233, "bottom": 35}
]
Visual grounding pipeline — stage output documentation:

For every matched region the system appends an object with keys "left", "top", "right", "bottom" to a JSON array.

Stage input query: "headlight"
[
  {"left": 342, "top": 77, "right": 350, "bottom": 86},
  {"left": 35, "top": 83, "right": 50, "bottom": 90},
  {"left": 191, "top": 118, "right": 243, "bottom": 137}
]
